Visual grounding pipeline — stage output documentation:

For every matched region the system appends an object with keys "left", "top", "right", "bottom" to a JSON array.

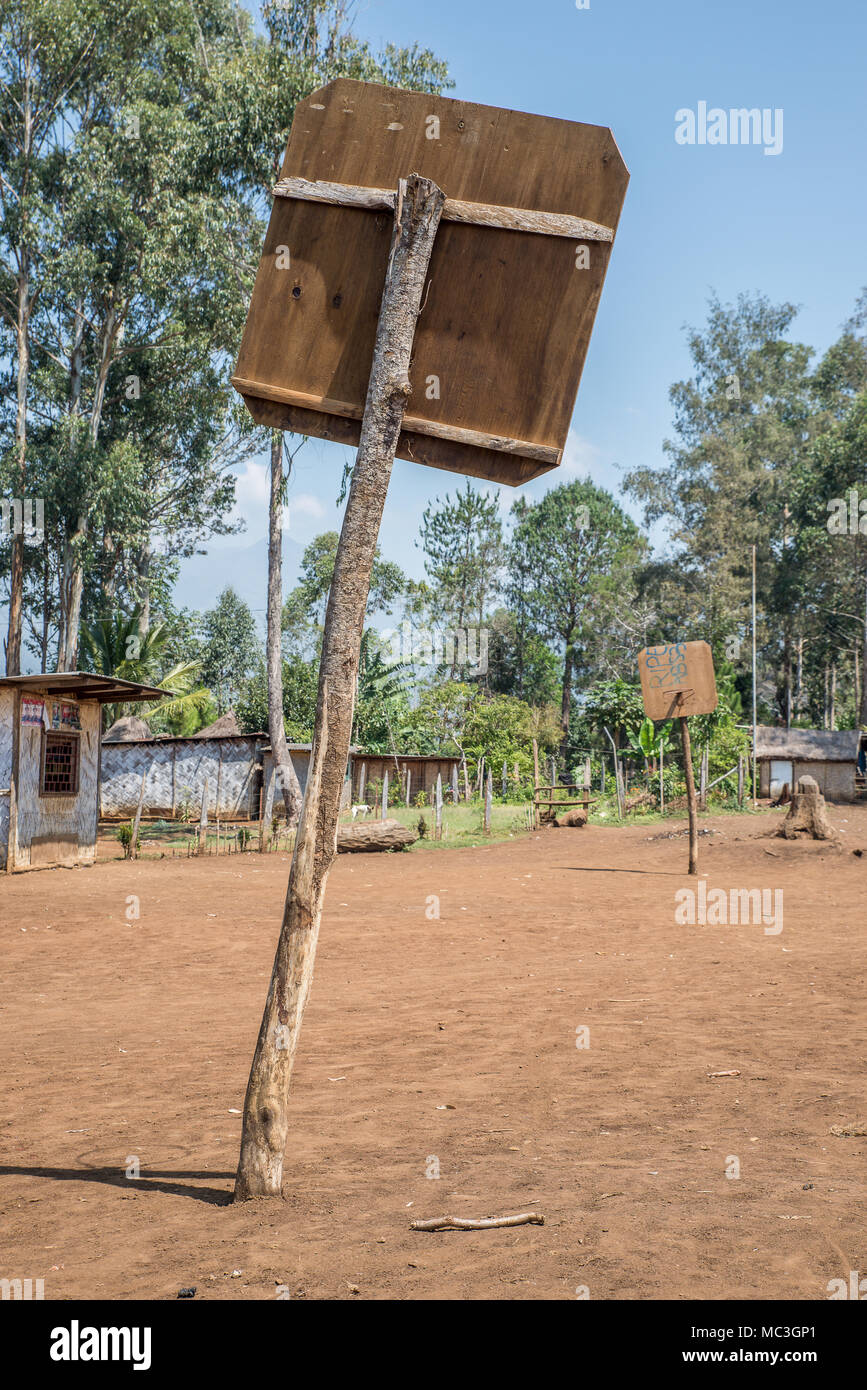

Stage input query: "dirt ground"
[{"left": 2, "top": 804, "right": 865, "bottom": 1301}]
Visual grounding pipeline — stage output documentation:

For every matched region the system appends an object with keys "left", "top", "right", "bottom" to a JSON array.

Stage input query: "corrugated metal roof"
[
  {"left": 754, "top": 726, "right": 861, "bottom": 761},
  {"left": 0, "top": 671, "right": 170, "bottom": 702}
]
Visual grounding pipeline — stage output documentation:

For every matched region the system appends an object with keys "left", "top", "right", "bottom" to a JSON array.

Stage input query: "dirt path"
[{"left": 1, "top": 807, "right": 865, "bottom": 1300}]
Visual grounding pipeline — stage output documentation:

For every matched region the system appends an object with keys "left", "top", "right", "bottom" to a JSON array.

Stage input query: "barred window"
[{"left": 40, "top": 731, "right": 80, "bottom": 796}]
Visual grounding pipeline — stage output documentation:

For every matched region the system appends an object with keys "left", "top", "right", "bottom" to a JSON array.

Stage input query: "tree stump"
[
  {"left": 777, "top": 776, "right": 836, "bottom": 841},
  {"left": 554, "top": 808, "right": 587, "bottom": 828}
]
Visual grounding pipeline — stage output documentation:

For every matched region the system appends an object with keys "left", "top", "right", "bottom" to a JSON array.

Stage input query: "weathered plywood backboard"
[
  {"left": 638, "top": 642, "right": 718, "bottom": 720},
  {"left": 232, "top": 79, "right": 629, "bottom": 486}
]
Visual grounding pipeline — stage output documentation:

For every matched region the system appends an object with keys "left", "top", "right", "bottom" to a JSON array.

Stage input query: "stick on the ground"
[
  {"left": 411, "top": 1213, "right": 545, "bottom": 1231},
  {"left": 233, "top": 173, "right": 446, "bottom": 1202}
]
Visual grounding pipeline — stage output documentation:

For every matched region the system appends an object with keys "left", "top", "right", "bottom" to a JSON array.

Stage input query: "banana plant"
[{"left": 622, "top": 717, "right": 672, "bottom": 785}]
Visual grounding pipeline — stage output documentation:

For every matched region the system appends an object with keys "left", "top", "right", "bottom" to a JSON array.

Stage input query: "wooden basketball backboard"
[
  {"left": 232, "top": 79, "right": 629, "bottom": 486},
  {"left": 637, "top": 642, "right": 718, "bottom": 720}
]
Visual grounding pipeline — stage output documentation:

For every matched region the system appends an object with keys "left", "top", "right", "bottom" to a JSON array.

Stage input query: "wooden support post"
[
  {"left": 358, "top": 760, "right": 366, "bottom": 804},
  {"left": 679, "top": 713, "right": 699, "bottom": 875},
  {"left": 435, "top": 773, "right": 443, "bottom": 840},
  {"left": 532, "top": 738, "right": 540, "bottom": 829},
  {"left": 699, "top": 743, "right": 708, "bottom": 811},
  {"left": 130, "top": 766, "right": 147, "bottom": 860},
  {"left": 659, "top": 740, "right": 665, "bottom": 815},
  {"left": 451, "top": 764, "right": 459, "bottom": 805},
  {"left": 502, "top": 760, "right": 507, "bottom": 801},
  {"left": 583, "top": 756, "right": 591, "bottom": 812},
  {"left": 216, "top": 743, "right": 224, "bottom": 824},
  {"left": 485, "top": 769, "right": 493, "bottom": 833},
  {"left": 234, "top": 173, "right": 446, "bottom": 1202},
  {"left": 461, "top": 755, "right": 470, "bottom": 801},
  {"left": 738, "top": 754, "right": 745, "bottom": 808},
  {"left": 198, "top": 777, "right": 209, "bottom": 856},
  {"left": 381, "top": 770, "right": 389, "bottom": 820},
  {"left": 405, "top": 767, "right": 411, "bottom": 806}
]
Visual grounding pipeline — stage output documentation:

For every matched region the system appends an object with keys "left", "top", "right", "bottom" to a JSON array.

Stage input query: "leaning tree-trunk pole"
[
  {"left": 234, "top": 173, "right": 445, "bottom": 1202},
  {"left": 267, "top": 430, "right": 304, "bottom": 829},
  {"left": 679, "top": 714, "right": 699, "bottom": 875}
]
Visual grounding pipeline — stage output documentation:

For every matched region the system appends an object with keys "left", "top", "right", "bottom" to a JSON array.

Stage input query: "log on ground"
[{"left": 336, "top": 818, "right": 418, "bottom": 852}]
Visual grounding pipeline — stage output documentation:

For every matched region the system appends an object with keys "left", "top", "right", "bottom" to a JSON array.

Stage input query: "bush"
[{"left": 116, "top": 822, "right": 134, "bottom": 858}]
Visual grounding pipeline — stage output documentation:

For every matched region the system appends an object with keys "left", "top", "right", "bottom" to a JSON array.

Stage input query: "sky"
[{"left": 178, "top": 0, "right": 867, "bottom": 626}]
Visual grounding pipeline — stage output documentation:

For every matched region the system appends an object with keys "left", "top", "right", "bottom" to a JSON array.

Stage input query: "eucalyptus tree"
[{"left": 624, "top": 293, "right": 816, "bottom": 720}]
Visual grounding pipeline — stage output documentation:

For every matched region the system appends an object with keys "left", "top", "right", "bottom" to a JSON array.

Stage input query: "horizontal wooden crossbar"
[
  {"left": 272, "top": 176, "right": 614, "bottom": 243},
  {"left": 230, "top": 376, "right": 561, "bottom": 465}
]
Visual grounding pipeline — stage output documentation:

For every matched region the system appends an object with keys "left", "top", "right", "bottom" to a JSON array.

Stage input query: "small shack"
[
  {"left": 0, "top": 673, "right": 167, "bottom": 872},
  {"left": 99, "top": 724, "right": 314, "bottom": 822},
  {"left": 351, "top": 752, "right": 460, "bottom": 805},
  {"left": 755, "top": 726, "right": 866, "bottom": 803}
]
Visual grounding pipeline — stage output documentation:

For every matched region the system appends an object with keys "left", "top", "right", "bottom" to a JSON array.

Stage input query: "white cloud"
[
  {"left": 560, "top": 428, "right": 604, "bottom": 476},
  {"left": 289, "top": 492, "right": 325, "bottom": 519}
]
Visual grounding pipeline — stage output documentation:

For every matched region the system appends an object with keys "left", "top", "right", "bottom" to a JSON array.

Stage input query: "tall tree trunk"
[
  {"left": 267, "top": 430, "right": 303, "bottom": 826},
  {"left": 136, "top": 545, "right": 152, "bottom": 637},
  {"left": 560, "top": 640, "right": 574, "bottom": 748},
  {"left": 860, "top": 570, "right": 867, "bottom": 728},
  {"left": 5, "top": 269, "right": 31, "bottom": 675},
  {"left": 782, "top": 626, "right": 792, "bottom": 728},
  {"left": 830, "top": 661, "right": 836, "bottom": 731},
  {"left": 234, "top": 174, "right": 444, "bottom": 1201},
  {"left": 57, "top": 308, "right": 120, "bottom": 671},
  {"left": 57, "top": 521, "right": 87, "bottom": 670}
]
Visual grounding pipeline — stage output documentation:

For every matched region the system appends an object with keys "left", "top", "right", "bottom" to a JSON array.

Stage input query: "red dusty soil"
[{"left": 1, "top": 806, "right": 865, "bottom": 1301}]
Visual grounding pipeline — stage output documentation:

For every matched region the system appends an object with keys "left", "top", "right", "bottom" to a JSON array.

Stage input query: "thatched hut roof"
[
  {"left": 194, "top": 711, "right": 242, "bottom": 739},
  {"left": 103, "top": 714, "right": 152, "bottom": 742}
]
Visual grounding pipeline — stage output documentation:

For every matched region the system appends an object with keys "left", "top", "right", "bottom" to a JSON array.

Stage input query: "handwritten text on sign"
[{"left": 644, "top": 643, "right": 688, "bottom": 692}]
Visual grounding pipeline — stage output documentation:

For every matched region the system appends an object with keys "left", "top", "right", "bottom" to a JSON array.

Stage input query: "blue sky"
[{"left": 179, "top": 0, "right": 867, "bottom": 624}]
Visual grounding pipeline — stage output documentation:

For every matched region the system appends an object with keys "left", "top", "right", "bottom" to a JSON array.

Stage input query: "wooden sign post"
[
  {"left": 232, "top": 81, "right": 628, "bottom": 1201},
  {"left": 637, "top": 642, "right": 718, "bottom": 876}
]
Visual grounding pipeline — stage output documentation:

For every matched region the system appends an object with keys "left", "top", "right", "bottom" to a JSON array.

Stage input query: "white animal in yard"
[{"left": 351, "top": 804, "right": 372, "bottom": 820}]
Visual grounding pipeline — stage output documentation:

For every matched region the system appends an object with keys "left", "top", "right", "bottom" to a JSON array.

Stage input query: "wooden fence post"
[
  {"left": 234, "top": 174, "right": 446, "bottom": 1201},
  {"left": 130, "top": 766, "right": 147, "bottom": 860},
  {"left": 381, "top": 770, "right": 389, "bottom": 820},
  {"left": 532, "top": 738, "right": 540, "bottom": 829},
  {"left": 738, "top": 754, "right": 745, "bottom": 808},
  {"left": 358, "top": 760, "right": 366, "bottom": 805},
  {"left": 435, "top": 773, "right": 443, "bottom": 840},
  {"left": 485, "top": 769, "right": 492, "bottom": 833},
  {"left": 198, "top": 777, "right": 208, "bottom": 856},
  {"left": 451, "top": 764, "right": 459, "bottom": 804},
  {"left": 405, "top": 767, "right": 411, "bottom": 806}
]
